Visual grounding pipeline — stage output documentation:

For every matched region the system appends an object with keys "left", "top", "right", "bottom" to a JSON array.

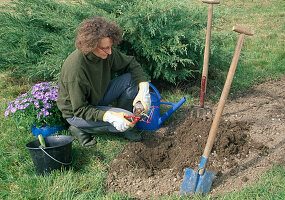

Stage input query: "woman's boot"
[{"left": 69, "top": 126, "right": 97, "bottom": 146}]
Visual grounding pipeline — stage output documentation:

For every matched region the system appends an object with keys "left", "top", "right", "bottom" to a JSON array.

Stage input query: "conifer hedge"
[{"left": 0, "top": 0, "right": 226, "bottom": 84}]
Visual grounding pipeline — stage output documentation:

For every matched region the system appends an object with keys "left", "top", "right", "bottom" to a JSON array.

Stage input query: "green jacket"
[{"left": 57, "top": 48, "right": 147, "bottom": 121}]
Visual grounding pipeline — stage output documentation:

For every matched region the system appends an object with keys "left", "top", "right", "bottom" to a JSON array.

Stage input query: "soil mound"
[{"left": 106, "top": 117, "right": 267, "bottom": 199}]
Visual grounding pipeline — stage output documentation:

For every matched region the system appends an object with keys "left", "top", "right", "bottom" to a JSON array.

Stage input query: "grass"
[
  {"left": 1, "top": 0, "right": 285, "bottom": 199},
  {"left": 215, "top": 165, "right": 285, "bottom": 200},
  {"left": 208, "top": 0, "right": 285, "bottom": 98}
]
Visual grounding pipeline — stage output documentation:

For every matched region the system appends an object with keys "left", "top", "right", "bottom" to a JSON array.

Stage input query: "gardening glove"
[
  {"left": 103, "top": 111, "right": 135, "bottom": 132},
  {"left": 133, "top": 82, "right": 151, "bottom": 112}
]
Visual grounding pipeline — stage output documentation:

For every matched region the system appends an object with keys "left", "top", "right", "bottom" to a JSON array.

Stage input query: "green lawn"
[{"left": 215, "top": 0, "right": 285, "bottom": 89}]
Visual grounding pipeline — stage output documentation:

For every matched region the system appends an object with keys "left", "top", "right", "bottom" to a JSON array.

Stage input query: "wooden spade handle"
[
  {"left": 202, "top": 0, "right": 220, "bottom": 4},
  {"left": 200, "top": 1, "right": 220, "bottom": 107},
  {"left": 202, "top": 26, "right": 254, "bottom": 159},
  {"left": 233, "top": 25, "right": 254, "bottom": 36}
]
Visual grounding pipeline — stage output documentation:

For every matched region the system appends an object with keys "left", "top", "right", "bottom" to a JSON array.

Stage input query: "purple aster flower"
[
  {"left": 37, "top": 112, "right": 43, "bottom": 118},
  {"left": 32, "top": 86, "right": 39, "bottom": 91},
  {"left": 6, "top": 105, "right": 13, "bottom": 110},
  {"left": 45, "top": 92, "right": 51, "bottom": 98},
  {"left": 51, "top": 88, "right": 58, "bottom": 93},
  {"left": 21, "top": 99, "right": 27, "bottom": 103},
  {"left": 23, "top": 103, "right": 30, "bottom": 109},
  {"left": 49, "top": 92, "right": 57, "bottom": 101},
  {"left": 19, "top": 93, "right": 28, "bottom": 98},
  {"left": 50, "top": 96, "right": 57, "bottom": 101},
  {"left": 40, "top": 82, "right": 48, "bottom": 86},
  {"left": 43, "top": 110, "right": 50, "bottom": 117},
  {"left": 44, "top": 103, "right": 52, "bottom": 109},
  {"left": 43, "top": 86, "right": 50, "bottom": 91},
  {"left": 34, "top": 100, "right": 40, "bottom": 108},
  {"left": 4, "top": 110, "right": 9, "bottom": 117},
  {"left": 42, "top": 97, "right": 48, "bottom": 104},
  {"left": 11, "top": 107, "right": 17, "bottom": 113},
  {"left": 18, "top": 105, "right": 25, "bottom": 109},
  {"left": 34, "top": 92, "right": 44, "bottom": 100},
  {"left": 4, "top": 81, "right": 64, "bottom": 127}
]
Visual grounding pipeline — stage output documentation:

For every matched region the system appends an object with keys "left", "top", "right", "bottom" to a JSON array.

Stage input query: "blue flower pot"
[{"left": 31, "top": 125, "right": 66, "bottom": 138}]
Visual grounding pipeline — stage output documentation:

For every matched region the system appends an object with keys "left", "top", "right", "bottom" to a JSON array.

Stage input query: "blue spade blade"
[
  {"left": 180, "top": 168, "right": 199, "bottom": 195},
  {"left": 195, "top": 170, "right": 215, "bottom": 194},
  {"left": 180, "top": 168, "right": 215, "bottom": 195}
]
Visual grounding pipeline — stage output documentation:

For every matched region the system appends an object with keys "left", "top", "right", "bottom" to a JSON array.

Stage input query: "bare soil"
[{"left": 105, "top": 77, "right": 285, "bottom": 199}]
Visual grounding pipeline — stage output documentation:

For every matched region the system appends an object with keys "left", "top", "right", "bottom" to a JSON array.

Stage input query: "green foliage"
[
  {"left": 121, "top": 1, "right": 207, "bottom": 83},
  {"left": 91, "top": 0, "right": 208, "bottom": 83},
  {"left": 90, "top": 0, "right": 230, "bottom": 83},
  {"left": 0, "top": 0, "right": 228, "bottom": 84},
  {"left": 0, "top": 0, "right": 107, "bottom": 81}
]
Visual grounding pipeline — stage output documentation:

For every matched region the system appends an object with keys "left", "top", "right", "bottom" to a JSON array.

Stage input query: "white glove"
[
  {"left": 103, "top": 111, "right": 134, "bottom": 132},
  {"left": 133, "top": 82, "right": 151, "bottom": 112}
]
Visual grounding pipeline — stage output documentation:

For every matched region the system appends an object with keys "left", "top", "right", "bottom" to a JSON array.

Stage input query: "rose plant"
[{"left": 4, "top": 81, "right": 66, "bottom": 129}]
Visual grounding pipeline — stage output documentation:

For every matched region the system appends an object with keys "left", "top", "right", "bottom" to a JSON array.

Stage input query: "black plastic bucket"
[{"left": 25, "top": 135, "right": 74, "bottom": 175}]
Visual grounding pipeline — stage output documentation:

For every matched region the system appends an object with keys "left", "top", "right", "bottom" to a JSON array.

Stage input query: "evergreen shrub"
[
  {"left": 0, "top": 0, "right": 227, "bottom": 84},
  {"left": 0, "top": 0, "right": 106, "bottom": 80}
]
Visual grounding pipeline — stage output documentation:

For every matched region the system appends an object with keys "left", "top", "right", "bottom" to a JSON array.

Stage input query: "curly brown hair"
[{"left": 75, "top": 17, "right": 122, "bottom": 54}]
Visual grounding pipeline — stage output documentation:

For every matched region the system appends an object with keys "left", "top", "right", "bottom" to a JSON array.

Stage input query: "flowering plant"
[{"left": 5, "top": 81, "right": 65, "bottom": 128}]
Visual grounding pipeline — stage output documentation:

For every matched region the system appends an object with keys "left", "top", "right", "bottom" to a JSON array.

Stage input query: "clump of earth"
[{"left": 105, "top": 77, "right": 285, "bottom": 199}]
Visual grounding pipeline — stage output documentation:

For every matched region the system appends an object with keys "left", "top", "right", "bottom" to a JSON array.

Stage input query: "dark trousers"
[{"left": 66, "top": 73, "right": 138, "bottom": 133}]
